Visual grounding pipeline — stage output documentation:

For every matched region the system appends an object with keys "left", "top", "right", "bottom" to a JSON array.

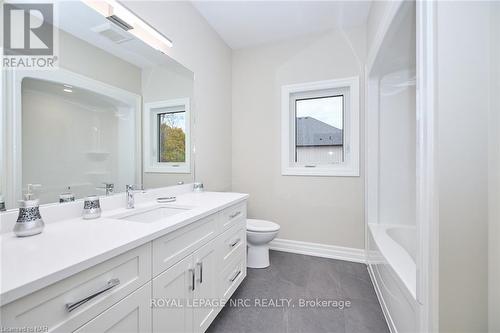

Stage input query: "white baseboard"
[
  {"left": 269, "top": 238, "right": 366, "bottom": 263},
  {"left": 367, "top": 264, "right": 398, "bottom": 333}
]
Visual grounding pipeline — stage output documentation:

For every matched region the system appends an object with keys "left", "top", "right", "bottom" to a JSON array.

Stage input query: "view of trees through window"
[{"left": 158, "top": 112, "right": 186, "bottom": 163}]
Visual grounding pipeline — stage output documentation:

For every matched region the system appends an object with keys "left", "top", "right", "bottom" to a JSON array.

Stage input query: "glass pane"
[
  {"left": 158, "top": 112, "right": 186, "bottom": 163},
  {"left": 295, "top": 95, "right": 344, "bottom": 164}
]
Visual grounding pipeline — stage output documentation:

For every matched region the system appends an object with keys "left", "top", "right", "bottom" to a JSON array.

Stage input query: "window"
[
  {"left": 144, "top": 98, "right": 190, "bottom": 173},
  {"left": 281, "top": 78, "right": 359, "bottom": 176},
  {"left": 158, "top": 112, "right": 186, "bottom": 163}
]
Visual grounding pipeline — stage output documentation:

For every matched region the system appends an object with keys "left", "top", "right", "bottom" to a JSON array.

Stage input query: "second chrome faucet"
[{"left": 126, "top": 185, "right": 145, "bottom": 209}]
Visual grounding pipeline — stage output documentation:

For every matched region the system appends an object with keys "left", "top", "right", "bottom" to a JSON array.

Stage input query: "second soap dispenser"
[{"left": 13, "top": 184, "right": 45, "bottom": 237}]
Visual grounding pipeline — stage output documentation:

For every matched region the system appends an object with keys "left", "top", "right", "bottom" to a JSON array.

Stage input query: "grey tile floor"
[{"left": 207, "top": 251, "right": 389, "bottom": 333}]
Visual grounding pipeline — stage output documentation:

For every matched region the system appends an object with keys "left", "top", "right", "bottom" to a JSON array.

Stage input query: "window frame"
[
  {"left": 281, "top": 77, "right": 359, "bottom": 177},
  {"left": 143, "top": 98, "right": 191, "bottom": 174}
]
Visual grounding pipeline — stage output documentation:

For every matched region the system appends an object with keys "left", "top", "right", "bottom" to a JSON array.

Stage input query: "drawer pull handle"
[
  {"left": 229, "top": 211, "right": 241, "bottom": 219},
  {"left": 66, "top": 278, "right": 120, "bottom": 313},
  {"left": 190, "top": 268, "right": 195, "bottom": 291},
  {"left": 229, "top": 238, "right": 241, "bottom": 247},
  {"left": 197, "top": 262, "right": 203, "bottom": 284},
  {"left": 230, "top": 270, "right": 242, "bottom": 282}
]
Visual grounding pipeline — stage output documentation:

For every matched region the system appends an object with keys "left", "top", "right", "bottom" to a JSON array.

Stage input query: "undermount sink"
[{"left": 114, "top": 206, "right": 191, "bottom": 223}]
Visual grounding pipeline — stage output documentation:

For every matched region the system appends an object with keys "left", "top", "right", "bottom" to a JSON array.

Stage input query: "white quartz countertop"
[{"left": 0, "top": 191, "right": 248, "bottom": 306}]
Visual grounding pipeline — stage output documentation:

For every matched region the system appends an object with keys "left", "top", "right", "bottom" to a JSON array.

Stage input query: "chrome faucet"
[
  {"left": 126, "top": 185, "right": 145, "bottom": 209},
  {"left": 97, "top": 182, "right": 114, "bottom": 196}
]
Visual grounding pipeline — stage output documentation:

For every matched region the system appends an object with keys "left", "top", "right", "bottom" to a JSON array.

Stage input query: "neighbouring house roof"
[{"left": 296, "top": 117, "right": 343, "bottom": 146}]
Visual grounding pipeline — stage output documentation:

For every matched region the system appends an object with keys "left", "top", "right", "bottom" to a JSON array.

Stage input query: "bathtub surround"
[
  {"left": 231, "top": 28, "right": 366, "bottom": 250},
  {"left": 363, "top": 1, "right": 500, "bottom": 331},
  {"left": 21, "top": 78, "right": 138, "bottom": 204},
  {"left": 364, "top": 2, "right": 421, "bottom": 331}
]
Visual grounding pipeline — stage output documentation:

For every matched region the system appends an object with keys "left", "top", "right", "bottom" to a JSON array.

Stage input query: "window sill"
[
  {"left": 144, "top": 165, "right": 191, "bottom": 174},
  {"left": 281, "top": 165, "right": 359, "bottom": 177}
]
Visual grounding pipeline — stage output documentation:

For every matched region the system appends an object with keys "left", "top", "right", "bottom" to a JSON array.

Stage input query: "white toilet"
[{"left": 246, "top": 219, "right": 280, "bottom": 268}]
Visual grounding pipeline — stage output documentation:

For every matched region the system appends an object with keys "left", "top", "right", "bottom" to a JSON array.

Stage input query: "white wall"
[
  {"left": 366, "top": 1, "right": 392, "bottom": 54},
  {"left": 59, "top": 29, "right": 142, "bottom": 95},
  {"left": 489, "top": 2, "right": 500, "bottom": 332},
  {"left": 124, "top": 1, "right": 233, "bottom": 191},
  {"left": 436, "top": 2, "right": 490, "bottom": 331},
  {"left": 231, "top": 28, "right": 366, "bottom": 248}
]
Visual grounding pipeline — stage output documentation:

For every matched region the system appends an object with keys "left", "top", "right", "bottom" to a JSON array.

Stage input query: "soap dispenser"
[
  {"left": 59, "top": 186, "right": 75, "bottom": 203},
  {"left": 13, "top": 184, "right": 45, "bottom": 237},
  {"left": 0, "top": 194, "right": 5, "bottom": 212}
]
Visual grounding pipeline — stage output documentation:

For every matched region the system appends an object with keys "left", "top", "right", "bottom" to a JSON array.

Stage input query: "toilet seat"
[{"left": 247, "top": 219, "right": 280, "bottom": 233}]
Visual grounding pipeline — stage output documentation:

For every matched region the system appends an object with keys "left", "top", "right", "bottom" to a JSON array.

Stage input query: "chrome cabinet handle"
[
  {"left": 66, "top": 278, "right": 120, "bottom": 312},
  {"left": 190, "top": 268, "right": 195, "bottom": 291},
  {"left": 197, "top": 262, "right": 203, "bottom": 284},
  {"left": 229, "top": 238, "right": 241, "bottom": 248},
  {"left": 229, "top": 211, "right": 241, "bottom": 219},
  {"left": 230, "top": 270, "right": 241, "bottom": 282}
]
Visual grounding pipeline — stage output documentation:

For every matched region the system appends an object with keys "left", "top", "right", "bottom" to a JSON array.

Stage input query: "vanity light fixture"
[{"left": 82, "top": 0, "right": 173, "bottom": 53}]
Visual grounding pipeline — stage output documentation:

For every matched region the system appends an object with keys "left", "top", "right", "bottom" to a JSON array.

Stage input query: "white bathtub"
[{"left": 367, "top": 223, "right": 419, "bottom": 332}]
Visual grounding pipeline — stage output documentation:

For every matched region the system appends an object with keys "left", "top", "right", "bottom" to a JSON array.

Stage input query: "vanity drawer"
[
  {"left": 0, "top": 243, "right": 151, "bottom": 333},
  {"left": 220, "top": 253, "right": 246, "bottom": 300},
  {"left": 221, "top": 202, "right": 247, "bottom": 232},
  {"left": 73, "top": 282, "right": 152, "bottom": 333},
  {"left": 152, "top": 213, "right": 218, "bottom": 276},
  {"left": 219, "top": 219, "right": 246, "bottom": 270}
]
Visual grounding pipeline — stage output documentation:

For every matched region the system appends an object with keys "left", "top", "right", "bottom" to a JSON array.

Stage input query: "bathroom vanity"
[
  {"left": 0, "top": 186, "right": 248, "bottom": 332},
  {"left": 0, "top": 1, "right": 247, "bottom": 331}
]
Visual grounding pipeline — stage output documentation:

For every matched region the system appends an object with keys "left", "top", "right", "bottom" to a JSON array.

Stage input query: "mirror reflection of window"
[
  {"left": 144, "top": 98, "right": 191, "bottom": 174},
  {"left": 158, "top": 111, "right": 186, "bottom": 163}
]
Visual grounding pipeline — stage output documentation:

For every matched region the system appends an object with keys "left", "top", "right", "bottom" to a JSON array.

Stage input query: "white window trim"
[
  {"left": 144, "top": 98, "right": 191, "bottom": 174},
  {"left": 281, "top": 77, "right": 360, "bottom": 177}
]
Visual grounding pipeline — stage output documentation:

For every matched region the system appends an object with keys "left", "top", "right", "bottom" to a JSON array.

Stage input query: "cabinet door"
[
  {"left": 193, "top": 240, "right": 219, "bottom": 333},
  {"left": 73, "top": 282, "right": 151, "bottom": 333},
  {"left": 152, "top": 254, "right": 194, "bottom": 333}
]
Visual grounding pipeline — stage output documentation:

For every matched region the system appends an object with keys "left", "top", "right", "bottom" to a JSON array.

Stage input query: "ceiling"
[{"left": 191, "top": 1, "right": 372, "bottom": 50}]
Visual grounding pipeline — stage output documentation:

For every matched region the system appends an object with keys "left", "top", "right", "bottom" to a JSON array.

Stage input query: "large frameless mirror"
[{"left": 1, "top": 1, "right": 195, "bottom": 209}]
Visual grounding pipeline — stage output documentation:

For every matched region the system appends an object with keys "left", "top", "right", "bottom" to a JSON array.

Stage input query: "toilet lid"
[{"left": 247, "top": 219, "right": 280, "bottom": 232}]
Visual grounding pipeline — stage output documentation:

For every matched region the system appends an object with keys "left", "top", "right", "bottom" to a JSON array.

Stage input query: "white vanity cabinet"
[
  {"left": 152, "top": 239, "right": 219, "bottom": 333},
  {"left": 152, "top": 206, "right": 246, "bottom": 333},
  {"left": 0, "top": 200, "right": 247, "bottom": 333},
  {"left": 0, "top": 243, "right": 152, "bottom": 333}
]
